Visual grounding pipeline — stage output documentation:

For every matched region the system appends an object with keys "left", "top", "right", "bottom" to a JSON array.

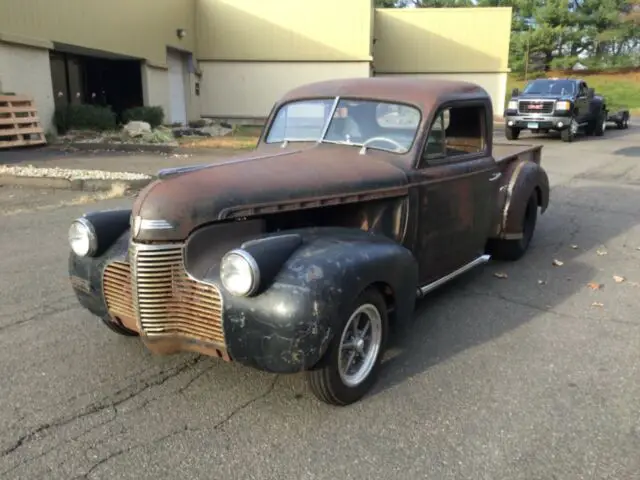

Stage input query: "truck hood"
[{"left": 131, "top": 144, "right": 410, "bottom": 241}]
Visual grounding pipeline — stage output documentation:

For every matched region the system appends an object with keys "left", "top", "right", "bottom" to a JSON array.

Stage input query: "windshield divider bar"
[{"left": 319, "top": 96, "right": 340, "bottom": 143}]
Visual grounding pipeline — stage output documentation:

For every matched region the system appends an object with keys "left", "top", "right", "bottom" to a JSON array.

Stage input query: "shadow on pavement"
[{"left": 374, "top": 183, "right": 640, "bottom": 397}]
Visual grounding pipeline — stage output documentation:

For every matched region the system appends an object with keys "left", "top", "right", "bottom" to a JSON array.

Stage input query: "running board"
[{"left": 416, "top": 254, "right": 491, "bottom": 298}]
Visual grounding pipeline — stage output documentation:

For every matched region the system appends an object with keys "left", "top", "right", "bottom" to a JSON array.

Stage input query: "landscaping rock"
[{"left": 124, "top": 121, "right": 152, "bottom": 138}]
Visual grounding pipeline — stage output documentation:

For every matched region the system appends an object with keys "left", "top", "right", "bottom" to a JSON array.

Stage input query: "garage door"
[{"left": 167, "top": 49, "right": 187, "bottom": 125}]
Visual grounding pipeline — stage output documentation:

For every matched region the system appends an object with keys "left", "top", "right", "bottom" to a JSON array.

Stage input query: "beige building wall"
[
  {"left": 200, "top": 62, "right": 371, "bottom": 120},
  {"left": 373, "top": 7, "right": 512, "bottom": 114},
  {"left": 0, "top": 0, "right": 199, "bottom": 127},
  {"left": 0, "top": 0, "right": 196, "bottom": 66},
  {"left": 141, "top": 65, "right": 171, "bottom": 122},
  {"left": 196, "top": 0, "right": 373, "bottom": 61},
  {"left": 196, "top": 0, "right": 374, "bottom": 121},
  {"left": 0, "top": 38, "right": 56, "bottom": 133}
]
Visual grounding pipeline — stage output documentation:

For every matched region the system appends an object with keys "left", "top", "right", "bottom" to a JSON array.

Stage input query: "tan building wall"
[
  {"left": 196, "top": 0, "right": 374, "bottom": 120},
  {"left": 0, "top": 0, "right": 196, "bottom": 66},
  {"left": 0, "top": 0, "right": 199, "bottom": 129},
  {"left": 0, "top": 37, "right": 56, "bottom": 132},
  {"left": 373, "top": 7, "right": 512, "bottom": 114},
  {"left": 200, "top": 62, "right": 371, "bottom": 120},
  {"left": 196, "top": 0, "right": 373, "bottom": 61}
]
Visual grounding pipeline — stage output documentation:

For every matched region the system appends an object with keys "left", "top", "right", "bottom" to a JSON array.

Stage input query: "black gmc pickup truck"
[{"left": 503, "top": 78, "right": 608, "bottom": 142}]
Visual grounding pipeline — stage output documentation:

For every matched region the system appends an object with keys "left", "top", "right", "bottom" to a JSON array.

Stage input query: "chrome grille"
[
  {"left": 103, "top": 261, "right": 135, "bottom": 320},
  {"left": 130, "top": 243, "right": 225, "bottom": 346},
  {"left": 518, "top": 100, "right": 555, "bottom": 114}
]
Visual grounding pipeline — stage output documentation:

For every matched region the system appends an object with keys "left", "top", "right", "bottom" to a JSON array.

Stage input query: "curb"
[
  {"left": 0, "top": 174, "right": 154, "bottom": 193},
  {"left": 61, "top": 142, "right": 179, "bottom": 154}
]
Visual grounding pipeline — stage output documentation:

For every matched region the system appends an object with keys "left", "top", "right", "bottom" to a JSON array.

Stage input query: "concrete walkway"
[{"left": 0, "top": 146, "right": 241, "bottom": 176}]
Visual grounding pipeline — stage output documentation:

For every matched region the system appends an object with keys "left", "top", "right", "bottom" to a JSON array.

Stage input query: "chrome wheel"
[
  {"left": 337, "top": 303, "right": 383, "bottom": 387},
  {"left": 602, "top": 117, "right": 606, "bottom": 132}
]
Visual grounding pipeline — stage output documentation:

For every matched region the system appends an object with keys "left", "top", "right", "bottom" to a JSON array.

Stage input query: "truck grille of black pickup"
[
  {"left": 125, "top": 243, "right": 226, "bottom": 346},
  {"left": 518, "top": 100, "right": 555, "bottom": 114}
]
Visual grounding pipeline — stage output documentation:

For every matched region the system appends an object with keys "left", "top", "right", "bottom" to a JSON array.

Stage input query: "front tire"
[
  {"left": 505, "top": 126, "right": 520, "bottom": 140},
  {"left": 486, "top": 193, "right": 538, "bottom": 261},
  {"left": 560, "top": 118, "right": 577, "bottom": 143},
  {"left": 306, "top": 287, "right": 388, "bottom": 406}
]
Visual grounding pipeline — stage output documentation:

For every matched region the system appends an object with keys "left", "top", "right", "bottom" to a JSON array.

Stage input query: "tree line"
[{"left": 375, "top": 0, "right": 640, "bottom": 73}]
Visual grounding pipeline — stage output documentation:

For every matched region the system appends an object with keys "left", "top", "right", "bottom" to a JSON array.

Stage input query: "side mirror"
[
  {"left": 587, "top": 88, "right": 595, "bottom": 99},
  {"left": 511, "top": 88, "right": 520, "bottom": 97}
]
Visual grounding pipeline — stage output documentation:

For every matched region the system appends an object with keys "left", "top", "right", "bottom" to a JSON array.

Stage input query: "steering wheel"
[{"left": 362, "top": 136, "right": 406, "bottom": 152}]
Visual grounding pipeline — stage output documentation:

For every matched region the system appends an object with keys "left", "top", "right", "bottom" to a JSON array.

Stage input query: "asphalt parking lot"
[{"left": 1, "top": 125, "right": 639, "bottom": 480}]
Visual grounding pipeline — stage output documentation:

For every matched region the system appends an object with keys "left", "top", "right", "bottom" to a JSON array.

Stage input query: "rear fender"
[{"left": 491, "top": 160, "right": 549, "bottom": 240}]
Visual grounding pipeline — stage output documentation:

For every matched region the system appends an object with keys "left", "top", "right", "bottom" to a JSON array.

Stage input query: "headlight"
[
  {"left": 507, "top": 100, "right": 518, "bottom": 110},
  {"left": 220, "top": 249, "right": 260, "bottom": 296},
  {"left": 556, "top": 101, "right": 571, "bottom": 110},
  {"left": 68, "top": 218, "right": 97, "bottom": 257}
]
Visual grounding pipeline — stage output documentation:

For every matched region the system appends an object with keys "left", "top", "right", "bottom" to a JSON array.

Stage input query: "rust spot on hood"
[{"left": 132, "top": 143, "right": 409, "bottom": 242}]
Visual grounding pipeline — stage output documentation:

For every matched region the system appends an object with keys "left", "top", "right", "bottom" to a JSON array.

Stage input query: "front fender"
[
  {"left": 68, "top": 228, "right": 131, "bottom": 320},
  {"left": 494, "top": 160, "right": 550, "bottom": 239},
  {"left": 210, "top": 228, "right": 418, "bottom": 373}
]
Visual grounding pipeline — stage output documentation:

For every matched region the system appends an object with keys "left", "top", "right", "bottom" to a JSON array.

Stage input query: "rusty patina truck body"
[{"left": 68, "top": 78, "right": 550, "bottom": 406}]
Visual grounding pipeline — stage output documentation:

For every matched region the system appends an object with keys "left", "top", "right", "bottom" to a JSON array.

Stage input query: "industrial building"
[{"left": 0, "top": 0, "right": 512, "bottom": 133}]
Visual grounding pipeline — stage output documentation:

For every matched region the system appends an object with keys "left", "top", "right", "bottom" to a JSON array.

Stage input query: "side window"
[
  {"left": 579, "top": 83, "right": 587, "bottom": 97},
  {"left": 421, "top": 105, "right": 486, "bottom": 165}
]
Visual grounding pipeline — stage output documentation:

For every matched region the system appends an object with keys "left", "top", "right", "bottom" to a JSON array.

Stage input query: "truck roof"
[{"left": 278, "top": 77, "right": 491, "bottom": 114}]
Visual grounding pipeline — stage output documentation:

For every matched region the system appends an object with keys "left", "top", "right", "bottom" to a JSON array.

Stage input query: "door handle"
[{"left": 489, "top": 172, "right": 502, "bottom": 182}]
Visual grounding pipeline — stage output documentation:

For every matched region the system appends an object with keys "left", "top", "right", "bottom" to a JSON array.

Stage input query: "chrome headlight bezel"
[
  {"left": 507, "top": 100, "right": 518, "bottom": 110},
  {"left": 68, "top": 217, "right": 98, "bottom": 257},
  {"left": 220, "top": 248, "right": 261, "bottom": 297},
  {"left": 555, "top": 100, "right": 572, "bottom": 111}
]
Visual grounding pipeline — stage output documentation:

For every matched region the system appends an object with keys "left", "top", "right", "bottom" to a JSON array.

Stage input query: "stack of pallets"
[{"left": 0, "top": 95, "right": 47, "bottom": 149}]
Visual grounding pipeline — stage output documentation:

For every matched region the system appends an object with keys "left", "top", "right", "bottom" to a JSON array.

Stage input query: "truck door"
[
  {"left": 408, "top": 102, "right": 500, "bottom": 286},
  {"left": 576, "top": 82, "right": 590, "bottom": 123}
]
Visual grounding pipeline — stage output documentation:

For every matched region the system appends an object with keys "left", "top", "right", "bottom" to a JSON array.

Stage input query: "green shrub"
[
  {"left": 122, "top": 106, "right": 164, "bottom": 128},
  {"left": 54, "top": 104, "right": 117, "bottom": 134}
]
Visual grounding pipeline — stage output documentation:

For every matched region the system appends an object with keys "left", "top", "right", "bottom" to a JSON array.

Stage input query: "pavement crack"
[
  {"left": 206, "top": 375, "right": 279, "bottom": 433},
  {"left": 78, "top": 426, "right": 189, "bottom": 480},
  {"left": 0, "top": 357, "right": 202, "bottom": 461},
  {"left": 0, "top": 298, "right": 76, "bottom": 333}
]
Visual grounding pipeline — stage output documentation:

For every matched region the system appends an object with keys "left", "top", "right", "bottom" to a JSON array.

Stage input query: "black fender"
[
  {"left": 493, "top": 160, "right": 550, "bottom": 240},
  {"left": 68, "top": 227, "right": 131, "bottom": 320},
  {"left": 198, "top": 227, "right": 418, "bottom": 374},
  {"left": 75, "top": 208, "right": 132, "bottom": 258}
]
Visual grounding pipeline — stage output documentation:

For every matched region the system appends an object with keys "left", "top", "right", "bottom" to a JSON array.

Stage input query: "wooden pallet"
[{"left": 0, "top": 95, "right": 47, "bottom": 149}]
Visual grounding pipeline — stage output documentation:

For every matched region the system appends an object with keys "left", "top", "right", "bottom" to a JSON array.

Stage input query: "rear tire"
[
  {"left": 101, "top": 316, "right": 139, "bottom": 336},
  {"left": 306, "top": 287, "right": 388, "bottom": 406},
  {"left": 505, "top": 126, "right": 520, "bottom": 140},
  {"left": 486, "top": 193, "right": 538, "bottom": 261},
  {"left": 594, "top": 111, "right": 606, "bottom": 136}
]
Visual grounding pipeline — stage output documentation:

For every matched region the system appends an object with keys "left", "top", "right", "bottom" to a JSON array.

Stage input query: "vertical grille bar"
[{"left": 129, "top": 243, "right": 226, "bottom": 346}]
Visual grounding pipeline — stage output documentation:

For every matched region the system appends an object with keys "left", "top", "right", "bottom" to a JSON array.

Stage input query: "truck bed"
[{"left": 493, "top": 142, "right": 543, "bottom": 165}]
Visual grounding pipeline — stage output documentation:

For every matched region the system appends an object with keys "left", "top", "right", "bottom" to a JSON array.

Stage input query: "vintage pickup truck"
[{"left": 68, "top": 78, "right": 550, "bottom": 406}]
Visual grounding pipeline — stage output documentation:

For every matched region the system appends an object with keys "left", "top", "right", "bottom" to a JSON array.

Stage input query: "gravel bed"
[{"left": 0, "top": 164, "right": 152, "bottom": 181}]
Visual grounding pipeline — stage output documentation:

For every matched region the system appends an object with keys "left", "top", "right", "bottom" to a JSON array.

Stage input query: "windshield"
[
  {"left": 522, "top": 79, "right": 576, "bottom": 96},
  {"left": 265, "top": 97, "right": 421, "bottom": 154}
]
